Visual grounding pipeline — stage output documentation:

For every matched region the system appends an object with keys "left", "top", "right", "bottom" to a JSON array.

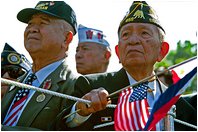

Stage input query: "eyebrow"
[
  {"left": 78, "top": 44, "right": 91, "bottom": 48},
  {"left": 122, "top": 23, "right": 155, "bottom": 30}
]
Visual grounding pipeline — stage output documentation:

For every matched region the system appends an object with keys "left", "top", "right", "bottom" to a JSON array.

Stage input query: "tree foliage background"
[{"left": 155, "top": 40, "right": 197, "bottom": 94}]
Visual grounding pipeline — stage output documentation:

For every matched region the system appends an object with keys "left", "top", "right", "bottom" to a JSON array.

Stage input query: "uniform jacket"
[
  {"left": 60, "top": 68, "right": 196, "bottom": 131},
  {"left": 1, "top": 60, "right": 78, "bottom": 130}
]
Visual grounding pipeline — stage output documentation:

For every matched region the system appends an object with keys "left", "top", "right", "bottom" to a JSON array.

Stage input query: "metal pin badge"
[
  {"left": 36, "top": 93, "right": 46, "bottom": 103},
  {"left": 147, "top": 88, "right": 154, "bottom": 92},
  {"left": 42, "top": 79, "right": 52, "bottom": 90}
]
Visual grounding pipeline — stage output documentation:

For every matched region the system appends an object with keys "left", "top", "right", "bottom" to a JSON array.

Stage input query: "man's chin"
[{"left": 123, "top": 61, "right": 143, "bottom": 69}]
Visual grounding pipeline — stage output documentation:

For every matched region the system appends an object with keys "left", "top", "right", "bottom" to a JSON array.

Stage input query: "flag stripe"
[
  {"left": 140, "top": 100, "right": 147, "bottom": 126},
  {"left": 121, "top": 89, "right": 129, "bottom": 130},
  {"left": 125, "top": 89, "right": 132, "bottom": 130},
  {"left": 171, "top": 70, "right": 180, "bottom": 83},
  {"left": 130, "top": 100, "right": 136, "bottom": 130},
  {"left": 134, "top": 101, "right": 141, "bottom": 129},
  {"left": 147, "top": 95, "right": 180, "bottom": 130},
  {"left": 127, "top": 97, "right": 133, "bottom": 130},
  {"left": 115, "top": 89, "right": 127, "bottom": 130},
  {"left": 3, "top": 99, "right": 26, "bottom": 125},
  {"left": 9, "top": 95, "right": 27, "bottom": 114},
  {"left": 122, "top": 89, "right": 129, "bottom": 130},
  {"left": 136, "top": 101, "right": 144, "bottom": 128},
  {"left": 4, "top": 104, "right": 24, "bottom": 126},
  {"left": 9, "top": 115, "right": 18, "bottom": 126},
  {"left": 144, "top": 67, "right": 197, "bottom": 130}
]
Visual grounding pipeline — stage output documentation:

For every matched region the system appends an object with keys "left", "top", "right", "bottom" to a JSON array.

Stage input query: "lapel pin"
[
  {"left": 147, "top": 88, "right": 154, "bottom": 92},
  {"left": 42, "top": 79, "right": 52, "bottom": 90},
  {"left": 36, "top": 79, "right": 51, "bottom": 103},
  {"left": 36, "top": 93, "right": 46, "bottom": 103}
]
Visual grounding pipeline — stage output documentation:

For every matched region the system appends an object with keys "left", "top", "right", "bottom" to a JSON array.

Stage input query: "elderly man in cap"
[
  {"left": 1, "top": 1, "right": 78, "bottom": 130},
  {"left": 62, "top": 1, "right": 196, "bottom": 131},
  {"left": 75, "top": 24, "right": 111, "bottom": 75},
  {"left": 1, "top": 43, "right": 31, "bottom": 98}
]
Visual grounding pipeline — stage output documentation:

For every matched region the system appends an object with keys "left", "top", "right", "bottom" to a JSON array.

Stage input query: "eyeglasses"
[{"left": 1, "top": 65, "right": 26, "bottom": 79}]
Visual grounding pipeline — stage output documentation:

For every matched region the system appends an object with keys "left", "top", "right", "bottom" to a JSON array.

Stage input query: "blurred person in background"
[
  {"left": 75, "top": 24, "right": 111, "bottom": 75},
  {"left": 1, "top": 43, "right": 31, "bottom": 98}
]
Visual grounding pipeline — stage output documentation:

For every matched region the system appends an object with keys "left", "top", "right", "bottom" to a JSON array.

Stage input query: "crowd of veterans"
[{"left": 1, "top": 1, "right": 196, "bottom": 131}]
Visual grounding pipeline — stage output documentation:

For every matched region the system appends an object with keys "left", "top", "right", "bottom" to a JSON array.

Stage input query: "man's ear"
[
  {"left": 105, "top": 51, "right": 111, "bottom": 60},
  {"left": 115, "top": 45, "right": 120, "bottom": 60},
  {"left": 157, "top": 42, "right": 169, "bottom": 62},
  {"left": 63, "top": 31, "right": 73, "bottom": 50},
  {"left": 65, "top": 31, "right": 73, "bottom": 44},
  {"left": 115, "top": 45, "right": 121, "bottom": 63}
]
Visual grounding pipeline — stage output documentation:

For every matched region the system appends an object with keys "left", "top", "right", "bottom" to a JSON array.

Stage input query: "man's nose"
[
  {"left": 75, "top": 50, "right": 83, "bottom": 59},
  {"left": 26, "top": 24, "right": 39, "bottom": 34},
  {"left": 127, "top": 33, "right": 141, "bottom": 45}
]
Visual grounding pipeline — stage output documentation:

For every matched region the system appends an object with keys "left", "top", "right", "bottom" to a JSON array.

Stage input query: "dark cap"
[
  {"left": 17, "top": 1, "right": 77, "bottom": 34},
  {"left": 1, "top": 43, "right": 32, "bottom": 72},
  {"left": 118, "top": 1, "right": 165, "bottom": 34}
]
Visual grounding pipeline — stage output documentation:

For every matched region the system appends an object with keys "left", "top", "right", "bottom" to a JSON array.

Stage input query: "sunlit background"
[{"left": 1, "top": 0, "right": 197, "bottom": 74}]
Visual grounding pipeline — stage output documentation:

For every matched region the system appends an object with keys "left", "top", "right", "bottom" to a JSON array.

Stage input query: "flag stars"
[
  {"left": 13, "top": 73, "right": 37, "bottom": 103},
  {"left": 129, "top": 82, "right": 149, "bottom": 102}
]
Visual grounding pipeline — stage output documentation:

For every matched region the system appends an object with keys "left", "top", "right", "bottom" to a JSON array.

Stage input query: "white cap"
[{"left": 78, "top": 24, "right": 110, "bottom": 47}]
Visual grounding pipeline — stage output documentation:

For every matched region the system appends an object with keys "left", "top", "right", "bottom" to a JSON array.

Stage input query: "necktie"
[{"left": 3, "top": 73, "right": 37, "bottom": 126}]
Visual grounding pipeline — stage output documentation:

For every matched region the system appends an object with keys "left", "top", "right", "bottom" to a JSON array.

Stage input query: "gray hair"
[
  {"left": 58, "top": 19, "right": 75, "bottom": 34},
  {"left": 157, "top": 27, "right": 165, "bottom": 43}
]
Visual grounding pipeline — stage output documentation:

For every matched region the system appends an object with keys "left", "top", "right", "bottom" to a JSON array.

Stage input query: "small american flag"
[{"left": 114, "top": 82, "right": 154, "bottom": 131}]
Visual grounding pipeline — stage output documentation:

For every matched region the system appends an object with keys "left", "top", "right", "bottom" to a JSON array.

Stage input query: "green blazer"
[
  {"left": 59, "top": 68, "right": 196, "bottom": 131},
  {"left": 1, "top": 60, "right": 78, "bottom": 130}
]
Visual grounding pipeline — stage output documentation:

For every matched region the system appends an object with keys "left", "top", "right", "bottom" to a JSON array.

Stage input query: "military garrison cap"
[
  {"left": 78, "top": 24, "right": 110, "bottom": 47},
  {"left": 17, "top": 1, "right": 77, "bottom": 34},
  {"left": 1, "top": 43, "right": 31, "bottom": 72},
  {"left": 118, "top": 1, "right": 165, "bottom": 33}
]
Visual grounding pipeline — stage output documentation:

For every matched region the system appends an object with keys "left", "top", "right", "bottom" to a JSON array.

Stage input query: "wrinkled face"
[
  {"left": 118, "top": 23, "right": 162, "bottom": 69},
  {"left": 24, "top": 13, "right": 66, "bottom": 57},
  {"left": 75, "top": 42, "right": 106, "bottom": 75}
]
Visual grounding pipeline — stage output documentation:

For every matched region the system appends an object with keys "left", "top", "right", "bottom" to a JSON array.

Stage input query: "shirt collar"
[
  {"left": 125, "top": 70, "right": 156, "bottom": 91},
  {"left": 34, "top": 59, "right": 64, "bottom": 84},
  {"left": 126, "top": 71, "right": 136, "bottom": 85}
]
